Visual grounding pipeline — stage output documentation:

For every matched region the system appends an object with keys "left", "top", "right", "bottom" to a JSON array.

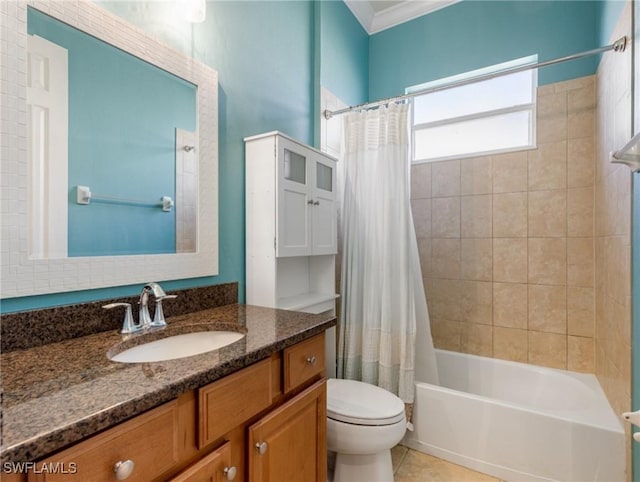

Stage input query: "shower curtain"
[{"left": 337, "top": 103, "right": 438, "bottom": 403}]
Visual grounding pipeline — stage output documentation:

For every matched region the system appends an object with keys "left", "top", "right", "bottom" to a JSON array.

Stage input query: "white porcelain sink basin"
[{"left": 109, "top": 331, "right": 245, "bottom": 363}]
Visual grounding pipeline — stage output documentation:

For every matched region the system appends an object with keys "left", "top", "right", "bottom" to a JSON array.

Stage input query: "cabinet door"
[
  {"left": 276, "top": 137, "right": 312, "bottom": 257},
  {"left": 248, "top": 379, "right": 326, "bottom": 482},
  {"left": 310, "top": 154, "right": 337, "bottom": 255},
  {"left": 169, "top": 441, "right": 236, "bottom": 482}
]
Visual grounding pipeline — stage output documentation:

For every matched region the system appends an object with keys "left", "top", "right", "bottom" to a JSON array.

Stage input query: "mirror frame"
[{"left": 0, "top": 0, "right": 219, "bottom": 298}]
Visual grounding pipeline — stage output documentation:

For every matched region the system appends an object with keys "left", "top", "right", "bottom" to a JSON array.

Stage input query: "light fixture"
[{"left": 184, "top": 0, "right": 206, "bottom": 23}]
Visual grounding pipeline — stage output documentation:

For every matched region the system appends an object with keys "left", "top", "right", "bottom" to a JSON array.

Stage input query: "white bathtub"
[{"left": 402, "top": 349, "right": 625, "bottom": 482}]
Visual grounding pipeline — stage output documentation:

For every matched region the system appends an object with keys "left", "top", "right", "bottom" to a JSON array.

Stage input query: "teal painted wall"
[
  {"left": 320, "top": 0, "right": 369, "bottom": 106},
  {"left": 369, "top": 0, "right": 599, "bottom": 100},
  {"left": 596, "top": 0, "right": 627, "bottom": 46},
  {"left": 3, "top": 1, "right": 318, "bottom": 313},
  {"left": 5, "top": 0, "right": 608, "bottom": 314},
  {"left": 28, "top": 8, "right": 196, "bottom": 257}
]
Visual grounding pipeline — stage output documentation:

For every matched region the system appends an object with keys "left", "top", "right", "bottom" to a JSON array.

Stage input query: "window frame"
[{"left": 409, "top": 55, "right": 538, "bottom": 164}]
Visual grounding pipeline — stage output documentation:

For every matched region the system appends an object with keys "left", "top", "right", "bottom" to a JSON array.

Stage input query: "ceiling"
[{"left": 344, "top": 0, "right": 460, "bottom": 34}]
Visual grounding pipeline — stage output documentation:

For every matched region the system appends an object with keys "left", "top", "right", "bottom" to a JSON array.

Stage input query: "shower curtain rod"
[{"left": 323, "top": 36, "right": 628, "bottom": 120}]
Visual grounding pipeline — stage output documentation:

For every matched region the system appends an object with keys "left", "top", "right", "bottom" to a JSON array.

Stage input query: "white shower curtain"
[{"left": 337, "top": 103, "right": 438, "bottom": 403}]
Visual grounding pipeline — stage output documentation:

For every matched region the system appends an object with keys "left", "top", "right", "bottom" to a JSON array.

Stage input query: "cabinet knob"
[
  {"left": 255, "top": 441, "right": 268, "bottom": 455},
  {"left": 306, "top": 355, "right": 317, "bottom": 366},
  {"left": 313, "top": 201, "right": 320, "bottom": 206},
  {"left": 307, "top": 199, "right": 314, "bottom": 205},
  {"left": 113, "top": 459, "right": 135, "bottom": 480},
  {"left": 224, "top": 466, "right": 237, "bottom": 481}
]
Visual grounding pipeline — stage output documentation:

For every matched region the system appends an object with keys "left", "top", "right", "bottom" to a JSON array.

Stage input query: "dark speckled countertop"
[{"left": 0, "top": 304, "right": 336, "bottom": 464}]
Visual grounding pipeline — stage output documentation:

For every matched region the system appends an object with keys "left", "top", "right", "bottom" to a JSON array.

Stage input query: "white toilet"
[{"left": 327, "top": 378, "right": 407, "bottom": 482}]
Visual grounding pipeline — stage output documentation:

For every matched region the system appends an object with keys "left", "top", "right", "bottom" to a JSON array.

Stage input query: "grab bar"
[{"left": 76, "top": 185, "right": 174, "bottom": 212}]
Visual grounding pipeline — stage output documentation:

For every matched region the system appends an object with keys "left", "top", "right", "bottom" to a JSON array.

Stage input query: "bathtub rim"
[{"left": 415, "top": 348, "right": 624, "bottom": 433}]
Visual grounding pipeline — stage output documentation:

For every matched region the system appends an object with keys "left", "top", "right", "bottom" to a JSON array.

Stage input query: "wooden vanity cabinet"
[
  {"left": 26, "top": 332, "right": 327, "bottom": 482},
  {"left": 248, "top": 380, "right": 326, "bottom": 482}
]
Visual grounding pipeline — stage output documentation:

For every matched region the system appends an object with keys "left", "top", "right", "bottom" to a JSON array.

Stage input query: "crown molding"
[{"left": 344, "top": 0, "right": 460, "bottom": 35}]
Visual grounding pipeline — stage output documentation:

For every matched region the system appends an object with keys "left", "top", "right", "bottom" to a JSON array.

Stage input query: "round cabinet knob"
[
  {"left": 224, "top": 466, "right": 237, "bottom": 481},
  {"left": 306, "top": 355, "right": 317, "bottom": 366},
  {"left": 255, "top": 441, "right": 268, "bottom": 455},
  {"left": 313, "top": 201, "right": 320, "bottom": 206},
  {"left": 307, "top": 199, "right": 314, "bottom": 205},
  {"left": 113, "top": 459, "right": 135, "bottom": 480}
]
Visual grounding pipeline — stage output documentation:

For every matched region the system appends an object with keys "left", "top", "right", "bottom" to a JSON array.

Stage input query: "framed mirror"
[{"left": 1, "top": 0, "right": 219, "bottom": 298}]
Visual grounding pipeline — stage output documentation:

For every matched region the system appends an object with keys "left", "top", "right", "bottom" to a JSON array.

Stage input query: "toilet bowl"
[{"left": 327, "top": 378, "right": 406, "bottom": 482}]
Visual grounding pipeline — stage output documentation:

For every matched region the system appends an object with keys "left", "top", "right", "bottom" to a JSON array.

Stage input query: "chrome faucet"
[
  {"left": 139, "top": 282, "right": 177, "bottom": 329},
  {"left": 103, "top": 282, "right": 176, "bottom": 334},
  {"left": 138, "top": 282, "right": 164, "bottom": 328}
]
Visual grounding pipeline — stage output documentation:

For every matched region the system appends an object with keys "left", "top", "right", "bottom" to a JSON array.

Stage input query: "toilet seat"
[{"left": 327, "top": 378, "right": 406, "bottom": 426}]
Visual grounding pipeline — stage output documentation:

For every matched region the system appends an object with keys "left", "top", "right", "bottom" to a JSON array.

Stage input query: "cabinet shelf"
[{"left": 277, "top": 292, "right": 339, "bottom": 312}]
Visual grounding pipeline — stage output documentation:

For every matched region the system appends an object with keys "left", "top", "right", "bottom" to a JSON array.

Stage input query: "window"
[{"left": 409, "top": 55, "right": 537, "bottom": 163}]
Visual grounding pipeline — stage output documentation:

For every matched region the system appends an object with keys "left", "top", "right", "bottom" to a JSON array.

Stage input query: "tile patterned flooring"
[{"left": 391, "top": 445, "right": 505, "bottom": 482}]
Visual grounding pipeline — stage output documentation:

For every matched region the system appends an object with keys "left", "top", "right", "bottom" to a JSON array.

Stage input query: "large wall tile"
[
  {"left": 431, "top": 238, "right": 461, "bottom": 279},
  {"left": 493, "top": 282, "right": 527, "bottom": 329},
  {"left": 528, "top": 237, "right": 567, "bottom": 285},
  {"left": 528, "top": 331, "right": 567, "bottom": 369},
  {"left": 461, "top": 156, "right": 492, "bottom": 195},
  {"left": 528, "top": 284, "right": 567, "bottom": 334},
  {"left": 493, "top": 238, "right": 528, "bottom": 283},
  {"left": 528, "top": 190, "right": 567, "bottom": 237},
  {"left": 568, "top": 335, "right": 594, "bottom": 373},
  {"left": 418, "top": 75, "right": 598, "bottom": 375},
  {"left": 567, "top": 237, "right": 594, "bottom": 287},
  {"left": 460, "top": 280, "right": 493, "bottom": 324},
  {"left": 461, "top": 238, "right": 492, "bottom": 281},
  {"left": 411, "top": 198, "right": 432, "bottom": 238},
  {"left": 431, "top": 197, "right": 460, "bottom": 238},
  {"left": 432, "top": 159, "right": 460, "bottom": 197},
  {"left": 461, "top": 195, "right": 492, "bottom": 238},
  {"left": 567, "top": 137, "right": 595, "bottom": 188},
  {"left": 567, "top": 187, "right": 594, "bottom": 236},
  {"left": 492, "top": 151, "right": 528, "bottom": 193},
  {"left": 567, "top": 286, "right": 594, "bottom": 337},
  {"left": 528, "top": 141, "right": 567, "bottom": 190},
  {"left": 411, "top": 163, "right": 432, "bottom": 199},
  {"left": 493, "top": 326, "right": 528, "bottom": 362},
  {"left": 493, "top": 192, "right": 527, "bottom": 237},
  {"left": 461, "top": 322, "right": 493, "bottom": 356}
]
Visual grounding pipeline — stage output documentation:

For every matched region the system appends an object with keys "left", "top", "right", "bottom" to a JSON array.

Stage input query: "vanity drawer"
[
  {"left": 198, "top": 358, "right": 272, "bottom": 449},
  {"left": 29, "top": 400, "right": 179, "bottom": 482},
  {"left": 169, "top": 441, "right": 233, "bottom": 482},
  {"left": 283, "top": 333, "right": 325, "bottom": 393}
]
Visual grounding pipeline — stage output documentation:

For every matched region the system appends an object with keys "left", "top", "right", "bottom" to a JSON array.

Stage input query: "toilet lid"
[{"left": 327, "top": 378, "right": 406, "bottom": 426}]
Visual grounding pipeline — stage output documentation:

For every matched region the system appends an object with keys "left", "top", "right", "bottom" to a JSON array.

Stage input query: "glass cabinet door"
[
  {"left": 277, "top": 141, "right": 312, "bottom": 257},
  {"left": 315, "top": 162, "right": 332, "bottom": 192},
  {"left": 311, "top": 156, "right": 337, "bottom": 255},
  {"left": 284, "top": 149, "right": 306, "bottom": 185}
]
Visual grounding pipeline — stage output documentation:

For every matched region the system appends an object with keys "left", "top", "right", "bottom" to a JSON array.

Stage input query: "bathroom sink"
[{"left": 108, "top": 330, "right": 246, "bottom": 363}]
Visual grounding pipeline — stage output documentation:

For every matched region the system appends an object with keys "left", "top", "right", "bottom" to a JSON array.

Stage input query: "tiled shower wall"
[
  {"left": 411, "top": 75, "right": 597, "bottom": 371},
  {"left": 595, "top": 0, "right": 632, "bottom": 432}
]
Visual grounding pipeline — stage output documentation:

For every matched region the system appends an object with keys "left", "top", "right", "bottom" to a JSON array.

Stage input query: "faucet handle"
[
  {"left": 158, "top": 294, "right": 178, "bottom": 301},
  {"left": 103, "top": 303, "right": 138, "bottom": 334},
  {"left": 150, "top": 294, "right": 177, "bottom": 328}
]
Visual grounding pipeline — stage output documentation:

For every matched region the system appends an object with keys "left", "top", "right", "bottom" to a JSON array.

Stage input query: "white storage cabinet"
[{"left": 245, "top": 132, "right": 338, "bottom": 376}]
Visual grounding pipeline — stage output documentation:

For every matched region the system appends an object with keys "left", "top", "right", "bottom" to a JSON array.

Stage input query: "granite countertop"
[{"left": 0, "top": 304, "right": 336, "bottom": 464}]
